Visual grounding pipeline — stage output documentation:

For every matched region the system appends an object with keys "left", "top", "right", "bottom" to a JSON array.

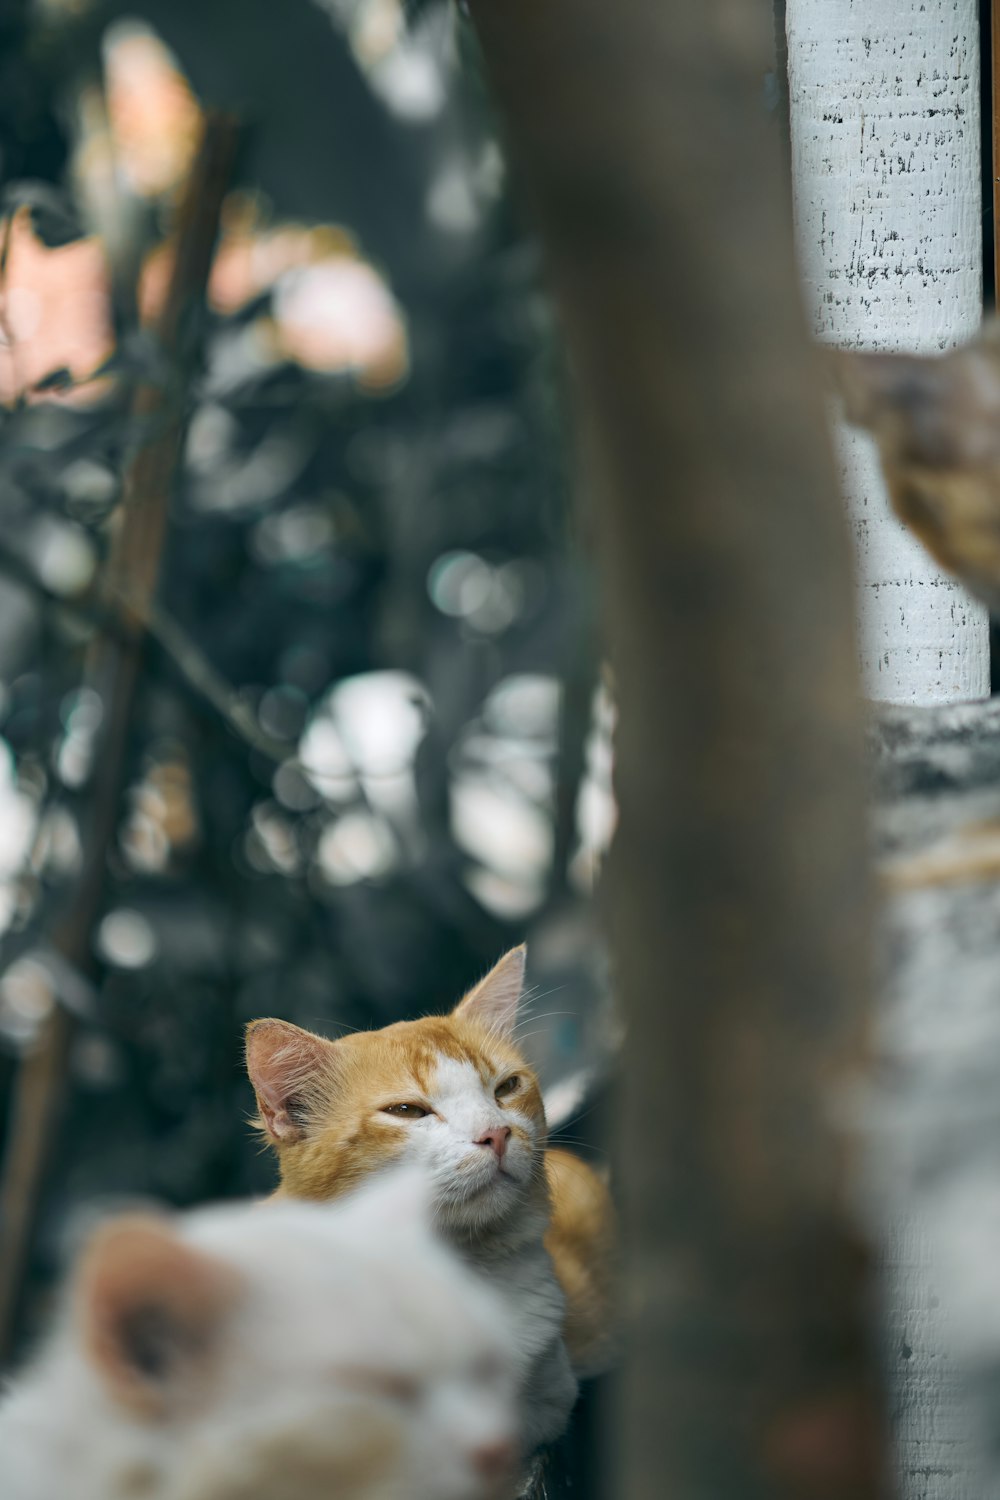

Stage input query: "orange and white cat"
[
  {"left": 1, "top": 1169, "right": 519, "bottom": 1500},
  {"left": 246, "top": 946, "right": 616, "bottom": 1459}
]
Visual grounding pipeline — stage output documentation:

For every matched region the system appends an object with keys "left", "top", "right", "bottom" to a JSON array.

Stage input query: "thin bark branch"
[
  {"left": 0, "top": 114, "right": 240, "bottom": 1361},
  {"left": 0, "top": 540, "right": 287, "bottom": 761},
  {"left": 471, "top": 2, "right": 888, "bottom": 1496}
]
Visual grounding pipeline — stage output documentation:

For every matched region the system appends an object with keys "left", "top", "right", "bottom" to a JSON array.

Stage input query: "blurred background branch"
[{"left": 0, "top": 112, "right": 238, "bottom": 1358}]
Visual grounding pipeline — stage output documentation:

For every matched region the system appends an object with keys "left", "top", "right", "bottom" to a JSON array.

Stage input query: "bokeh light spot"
[{"left": 96, "top": 909, "right": 157, "bottom": 969}]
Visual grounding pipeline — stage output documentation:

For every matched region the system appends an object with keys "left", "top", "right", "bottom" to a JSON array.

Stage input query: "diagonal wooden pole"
[{"left": 0, "top": 114, "right": 239, "bottom": 1362}]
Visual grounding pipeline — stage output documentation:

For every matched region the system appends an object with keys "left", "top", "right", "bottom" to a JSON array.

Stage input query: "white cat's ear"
[
  {"left": 245, "top": 1019, "right": 333, "bottom": 1143},
  {"left": 76, "top": 1215, "right": 240, "bottom": 1418},
  {"left": 452, "top": 945, "right": 526, "bottom": 1041},
  {"left": 343, "top": 1165, "right": 436, "bottom": 1237}
]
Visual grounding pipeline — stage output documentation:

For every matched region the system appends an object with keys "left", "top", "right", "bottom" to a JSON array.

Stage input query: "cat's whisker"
[
  {"left": 548, "top": 1137, "right": 608, "bottom": 1158},
  {"left": 547, "top": 1094, "right": 606, "bottom": 1131},
  {"left": 507, "top": 1028, "right": 553, "bottom": 1047},
  {"left": 301, "top": 1017, "right": 364, "bottom": 1036},
  {"left": 551, "top": 1156, "right": 610, "bottom": 1188},
  {"left": 512, "top": 987, "right": 567, "bottom": 1024},
  {"left": 513, "top": 1016, "right": 577, "bottom": 1044}
]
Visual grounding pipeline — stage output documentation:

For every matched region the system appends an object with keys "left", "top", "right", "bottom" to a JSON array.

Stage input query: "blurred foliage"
[{"left": 0, "top": 0, "right": 610, "bottom": 1358}]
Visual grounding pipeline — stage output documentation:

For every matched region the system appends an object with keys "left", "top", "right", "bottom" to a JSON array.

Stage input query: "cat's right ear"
[
  {"left": 245, "top": 1019, "right": 332, "bottom": 1143},
  {"left": 452, "top": 945, "right": 526, "bottom": 1041},
  {"left": 76, "top": 1215, "right": 240, "bottom": 1418}
]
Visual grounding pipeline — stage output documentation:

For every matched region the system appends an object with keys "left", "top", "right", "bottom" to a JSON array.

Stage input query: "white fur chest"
[{"left": 461, "top": 1239, "right": 578, "bottom": 1457}]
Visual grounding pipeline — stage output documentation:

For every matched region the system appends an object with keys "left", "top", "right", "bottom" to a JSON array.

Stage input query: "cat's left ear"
[
  {"left": 452, "top": 945, "right": 526, "bottom": 1041},
  {"left": 76, "top": 1215, "right": 241, "bottom": 1418},
  {"left": 245, "top": 1019, "right": 333, "bottom": 1143}
]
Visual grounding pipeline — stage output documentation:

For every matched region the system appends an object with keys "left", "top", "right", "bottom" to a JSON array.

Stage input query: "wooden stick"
[
  {"left": 0, "top": 114, "right": 240, "bottom": 1362},
  {"left": 470, "top": 1, "right": 888, "bottom": 1494}
]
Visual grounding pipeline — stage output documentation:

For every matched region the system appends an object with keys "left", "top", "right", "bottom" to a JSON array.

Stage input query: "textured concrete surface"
[{"left": 872, "top": 700, "right": 1000, "bottom": 1497}]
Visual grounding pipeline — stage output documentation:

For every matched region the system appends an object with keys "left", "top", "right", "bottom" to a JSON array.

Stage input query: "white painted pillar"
[{"left": 786, "top": 1, "right": 990, "bottom": 705}]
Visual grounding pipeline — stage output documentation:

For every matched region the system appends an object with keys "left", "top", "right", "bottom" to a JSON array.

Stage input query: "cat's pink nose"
[
  {"left": 471, "top": 1437, "right": 516, "bottom": 1479},
  {"left": 475, "top": 1126, "right": 511, "bottom": 1162}
]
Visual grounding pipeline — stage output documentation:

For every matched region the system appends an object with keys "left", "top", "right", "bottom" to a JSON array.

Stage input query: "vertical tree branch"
[
  {"left": 0, "top": 114, "right": 239, "bottom": 1361},
  {"left": 471, "top": 2, "right": 887, "bottom": 1496}
]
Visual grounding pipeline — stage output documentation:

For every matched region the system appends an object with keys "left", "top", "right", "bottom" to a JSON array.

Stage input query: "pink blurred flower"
[
  {"left": 104, "top": 27, "right": 203, "bottom": 198},
  {"left": 144, "top": 208, "right": 409, "bottom": 391},
  {"left": 0, "top": 208, "right": 113, "bottom": 407},
  {"left": 270, "top": 256, "right": 408, "bottom": 388}
]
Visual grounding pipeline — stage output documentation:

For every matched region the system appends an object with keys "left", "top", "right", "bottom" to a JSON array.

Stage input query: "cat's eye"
[
  {"left": 381, "top": 1103, "right": 429, "bottom": 1119},
  {"left": 495, "top": 1075, "right": 520, "bottom": 1100}
]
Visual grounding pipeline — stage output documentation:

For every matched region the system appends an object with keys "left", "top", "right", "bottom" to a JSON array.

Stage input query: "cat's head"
[
  {"left": 1, "top": 1169, "right": 518, "bottom": 1500},
  {"left": 245, "top": 946, "right": 548, "bottom": 1237}
]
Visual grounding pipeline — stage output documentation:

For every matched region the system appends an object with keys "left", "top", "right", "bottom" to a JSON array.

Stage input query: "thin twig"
[
  {"left": 0, "top": 540, "right": 288, "bottom": 762},
  {"left": 139, "top": 594, "right": 289, "bottom": 760}
]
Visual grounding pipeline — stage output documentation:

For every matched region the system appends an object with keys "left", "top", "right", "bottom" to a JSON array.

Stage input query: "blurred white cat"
[{"left": 0, "top": 1168, "right": 518, "bottom": 1500}]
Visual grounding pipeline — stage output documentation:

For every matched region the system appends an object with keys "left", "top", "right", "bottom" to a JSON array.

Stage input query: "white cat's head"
[
  {"left": 0, "top": 1169, "right": 518, "bottom": 1500},
  {"left": 246, "top": 946, "right": 549, "bottom": 1237}
]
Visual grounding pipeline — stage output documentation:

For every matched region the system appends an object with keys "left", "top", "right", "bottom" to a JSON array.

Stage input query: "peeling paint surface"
[{"left": 787, "top": 1, "right": 990, "bottom": 704}]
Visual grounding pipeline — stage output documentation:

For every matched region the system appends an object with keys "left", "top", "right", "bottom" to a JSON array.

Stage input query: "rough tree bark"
[{"left": 471, "top": 2, "right": 888, "bottom": 1497}]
